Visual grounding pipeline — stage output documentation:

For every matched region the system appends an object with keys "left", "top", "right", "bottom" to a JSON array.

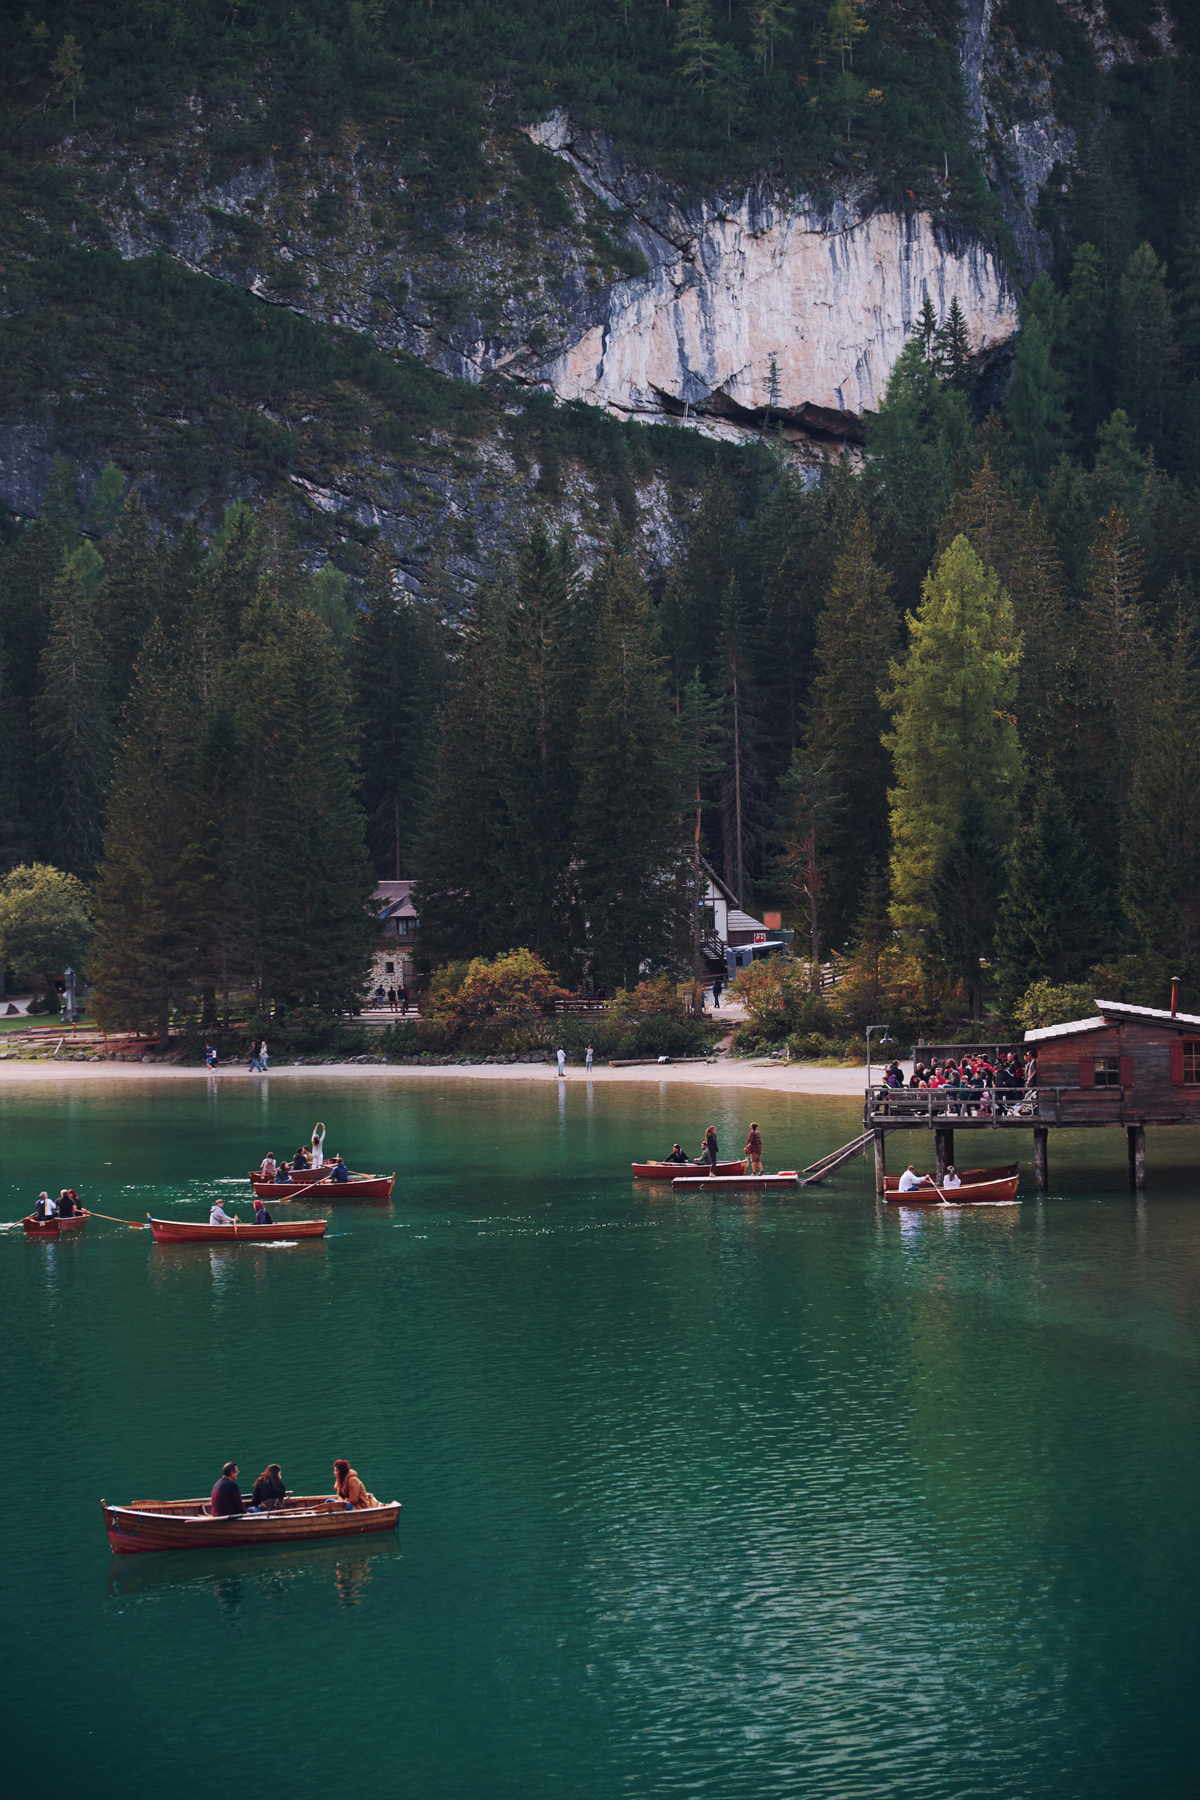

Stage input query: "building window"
[
  {"left": 1184, "top": 1041, "right": 1200, "bottom": 1085},
  {"left": 385, "top": 962, "right": 394, "bottom": 975},
  {"left": 1094, "top": 1057, "right": 1120, "bottom": 1088}
]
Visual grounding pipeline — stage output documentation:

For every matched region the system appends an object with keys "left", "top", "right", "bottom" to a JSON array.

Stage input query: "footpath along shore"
[{"left": 0, "top": 1056, "right": 870, "bottom": 1097}]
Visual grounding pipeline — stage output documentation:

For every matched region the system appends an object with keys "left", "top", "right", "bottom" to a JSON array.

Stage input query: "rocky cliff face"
[{"left": 527, "top": 113, "right": 1018, "bottom": 435}]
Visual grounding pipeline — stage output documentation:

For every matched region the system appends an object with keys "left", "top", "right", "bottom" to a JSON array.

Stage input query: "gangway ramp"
[{"left": 802, "top": 1129, "right": 890, "bottom": 1186}]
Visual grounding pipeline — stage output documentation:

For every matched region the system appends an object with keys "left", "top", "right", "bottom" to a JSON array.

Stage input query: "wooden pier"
[{"left": 863, "top": 997, "right": 1200, "bottom": 1195}]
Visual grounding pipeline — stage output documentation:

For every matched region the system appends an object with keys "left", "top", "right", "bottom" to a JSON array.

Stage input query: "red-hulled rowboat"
[
  {"left": 632, "top": 1160, "right": 747, "bottom": 1179},
  {"left": 102, "top": 1493, "right": 401, "bottom": 1554},
  {"left": 148, "top": 1216, "right": 327, "bottom": 1244},
  {"left": 882, "top": 1164, "right": 1016, "bottom": 1192},
  {"left": 247, "top": 1171, "right": 395, "bottom": 1201},
  {"left": 22, "top": 1209, "right": 89, "bottom": 1237},
  {"left": 885, "top": 1173, "right": 1020, "bottom": 1206}
]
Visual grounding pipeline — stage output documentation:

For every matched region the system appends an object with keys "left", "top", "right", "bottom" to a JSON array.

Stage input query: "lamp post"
[
  {"left": 63, "top": 966, "right": 77, "bottom": 1026},
  {"left": 866, "top": 1024, "right": 893, "bottom": 1091}
]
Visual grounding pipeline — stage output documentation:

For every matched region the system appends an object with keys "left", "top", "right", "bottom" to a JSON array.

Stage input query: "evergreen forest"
[{"left": 4, "top": 1, "right": 1200, "bottom": 1047}]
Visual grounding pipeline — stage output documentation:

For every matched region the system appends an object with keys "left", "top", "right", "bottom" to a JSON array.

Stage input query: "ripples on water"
[{"left": 2, "top": 1080, "right": 1199, "bottom": 1797}]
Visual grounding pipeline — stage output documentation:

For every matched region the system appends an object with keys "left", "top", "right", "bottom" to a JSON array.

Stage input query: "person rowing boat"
[{"left": 209, "top": 1200, "right": 239, "bottom": 1226}]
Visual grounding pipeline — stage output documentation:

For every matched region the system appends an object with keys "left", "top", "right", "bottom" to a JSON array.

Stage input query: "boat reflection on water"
[{"left": 105, "top": 1536, "right": 401, "bottom": 1611}]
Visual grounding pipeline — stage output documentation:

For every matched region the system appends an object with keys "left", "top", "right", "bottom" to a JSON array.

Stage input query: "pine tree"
[
  {"left": 931, "top": 791, "right": 1008, "bottom": 1018},
  {"left": 718, "top": 572, "right": 764, "bottom": 905},
  {"left": 1122, "top": 617, "right": 1200, "bottom": 977},
  {"left": 1063, "top": 242, "right": 1109, "bottom": 448},
  {"left": 676, "top": 0, "right": 718, "bottom": 91},
  {"left": 1118, "top": 241, "right": 1178, "bottom": 458},
  {"left": 775, "top": 752, "right": 842, "bottom": 967},
  {"left": 1008, "top": 500, "right": 1073, "bottom": 770},
  {"left": 1004, "top": 314, "right": 1071, "bottom": 482},
  {"left": 678, "top": 668, "right": 724, "bottom": 1012},
  {"left": 350, "top": 543, "right": 444, "bottom": 883},
  {"left": 805, "top": 511, "right": 898, "bottom": 946},
  {"left": 997, "top": 775, "right": 1110, "bottom": 1018},
  {"left": 412, "top": 585, "right": 508, "bottom": 965},
  {"left": 491, "top": 517, "right": 581, "bottom": 969},
  {"left": 231, "top": 589, "right": 375, "bottom": 1015},
  {"left": 199, "top": 501, "right": 262, "bottom": 645},
  {"left": 883, "top": 536, "right": 1023, "bottom": 958},
  {"left": 35, "top": 559, "right": 112, "bottom": 876},
  {"left": 1082, "top": 508, "right": 1155, "bottom": 816},
  {"left": 749, "top": 0, "right": 794, "bottom": 75},
  {"left": 658, "top": 463, "right": 740, "bottom": 695},
  {"left": 97, "top": 490, "right": 162, "bottom": 710},
  {"left": 90, "top": 623, "right": 199, "bottom": 1041},
  {"left": 933, "top": 296, "right": 971, "bottom": 387},
  {"left": 574, "top": 542, "right": 686, "bottom": 991}
]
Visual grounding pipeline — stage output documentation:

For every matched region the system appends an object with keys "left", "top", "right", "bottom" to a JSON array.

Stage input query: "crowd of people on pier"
[
  {"left": 210, "top": 1459, "right": 379, "bottom": 1515},
  {"left": 878, "top": 1051, "right": 1037, "bottom": 1116}
]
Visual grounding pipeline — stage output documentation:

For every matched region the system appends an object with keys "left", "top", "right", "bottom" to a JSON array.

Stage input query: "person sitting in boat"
[
  {"left": 943, "top": 1166, "right": 962, "bottom": 1190},
  {"left": 275, "top": 1165, "right": 293, "bottom": 1185},
  {"left": 209, "top": 1200, "right": 238, "bottom": 1226},
  {"left": 311, "top": 1122, "right": 326, "bottom": 1169},
  {"left": 329, "top": 1154, "right": 350, "bottom": 1183},
  {"left": 34, "top": 1191, "right": 52, "bottom": 1221},
  {"left": 58, "top": 1189, "right": 78, "bottom": 1218},
  {"left": 211, "top": 1462, "right": 245, "bottom": 1516},
  {"left": 664, "top": 1144, "right": 688, "bottom": 1164},
  {"left": 897, "top": 1165, "right": 933, "bottom": 1194},
  {"left": 260, "top": 1152, "right": 277, "bottom": 1180},
  {"left": 293, "top": 1144, "right": 310, "bottom": 1171},
  {"left": 253, "top": 1198, "right": 273, "bottom": 1225},
  {"left": 333, "top": 1459, "right": 378, "bottom": 1509},
  {"left": 251, "top": 1463, "right": 288, "bottom": 1511}
]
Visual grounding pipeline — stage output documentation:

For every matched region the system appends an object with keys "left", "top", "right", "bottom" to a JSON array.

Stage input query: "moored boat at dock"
[
  {"left": 148, "top": 1216, "right": 327, "bottom": 1243},
  {"left": 672, "top": 1171, "right": 799, "bottom": 1190},
  {"left": 102, "top": 1493, "right": 401, "bottom": 1554},
  {"left": 632, "top": 1160, "right": 746, "bottom": 1179},
  {"left": 882, "top": 1164, "right": 1017, "bottom": 1192}
]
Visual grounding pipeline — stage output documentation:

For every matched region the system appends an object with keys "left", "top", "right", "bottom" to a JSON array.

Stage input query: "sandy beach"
[{"left": 0, "top": 1055, "right": 871, "bottom": 1096}]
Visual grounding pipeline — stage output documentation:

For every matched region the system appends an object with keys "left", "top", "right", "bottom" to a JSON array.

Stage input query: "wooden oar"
[
  {"left": 84, "top": 1208, "right": 147, "bottom": 1229},
  {"left": 271, "top": 1175, "right": 330, "bottom": 1206}
]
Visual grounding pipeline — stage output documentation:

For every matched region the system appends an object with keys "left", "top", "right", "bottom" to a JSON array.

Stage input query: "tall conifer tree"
[{"left": 35, "top": 559, "right": 112, "bottom": 876}]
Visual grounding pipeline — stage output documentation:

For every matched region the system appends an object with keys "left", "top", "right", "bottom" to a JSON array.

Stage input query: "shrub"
[{"left": 1013, "top": 979, "right": 1098, "bottom": 1031}]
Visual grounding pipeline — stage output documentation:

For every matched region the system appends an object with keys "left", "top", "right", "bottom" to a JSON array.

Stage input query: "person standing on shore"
[
  {"left": 556, "top": 1046, "right": 566, "bottom": 1077},
  {"left": 712, "top": 978, "right": 722, "bottom": 1009},
  {"left": 585, "top": 1043, "right": 594, "bottom": 1074},
  {"left": 744, "top": 1122, "right": 763, "bottom": 1176},
  {"left": 260, "top": 1040, "right": 268, "bottom": 1072}
]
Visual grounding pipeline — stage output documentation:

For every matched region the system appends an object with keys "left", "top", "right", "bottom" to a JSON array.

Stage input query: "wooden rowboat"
[
  {"left": 672, "top": 1171, "right": 799, "bottom": 1190},
  {"left": 882, "top": 1164, "right": 1016, "bottom": 1192},
  {"left": 885, "top": 1174, "right": 1020, "bottom": 1206},
  {"left": 632, "top": 1160, "right": 747, "bottom": 1179},
  {"left": 247, "top": 1171, "right": 395, "bottom": 1201},
  {"left": 102, "top": 1493, "right": 401, "bottom": 1555},
  {"left": 148, "top": 1216, "right": 327, "bottom": 1244},
  {"left": 22, "top": 1210, "right": 89, "bottom": 1237}
]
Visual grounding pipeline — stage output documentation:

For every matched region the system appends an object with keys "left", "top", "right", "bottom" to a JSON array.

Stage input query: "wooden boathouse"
[{"left": 863, "top": 991, "right": 1200, "bottom": 1193}]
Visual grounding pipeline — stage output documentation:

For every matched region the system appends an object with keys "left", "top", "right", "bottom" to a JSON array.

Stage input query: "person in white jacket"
[{"left": 311, "top": 1122, "right": 326, "bottom": 1168}]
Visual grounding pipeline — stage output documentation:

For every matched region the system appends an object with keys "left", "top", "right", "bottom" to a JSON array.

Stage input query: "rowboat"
[
  {"left": 885, "top": 1173, "right": 1020, "bottom": 1206},
  {"left": 148, "top": 1216, "right": 327, "bottom": 1243},
  {"left": 22, "top": 1210, "right": 89, "bottom": 1237},
  {"left": 102, "top": 1493, "right": 401, "bottom": 1554},
  {"left": 247, "top": 1171, "right": 395, "bottom": 1201},
  {"left": 882, "top": 1164, "right": 1016, "bottom": 1192},
  {"left": 632, "top": 1160, "right": 747, "bottom": 1179},
  {"left": 672, "top": 1171, "right": 799, "bottom": 1190}
]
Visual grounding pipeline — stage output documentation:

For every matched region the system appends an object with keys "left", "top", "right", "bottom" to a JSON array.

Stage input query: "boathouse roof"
[{"left": 1024, "top": 999, "right": 1200, "bottom": 1043}]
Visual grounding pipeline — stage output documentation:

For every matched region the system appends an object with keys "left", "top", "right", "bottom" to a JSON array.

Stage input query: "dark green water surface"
[{"left": 2, "top": 1074, "right": 1199, "bottom": 1797}]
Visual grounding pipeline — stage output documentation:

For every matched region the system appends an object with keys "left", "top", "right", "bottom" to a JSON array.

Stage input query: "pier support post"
[
  {"left": 935, "top": 1129, "right": 954, "bottom": 1181},
  {"left": 1034, "top": 1128, "right": 1049, "bottom": 1195},
  {"left": 1127, "top": 1124, "right": 1146, "bottom": 1190},
  {"left": 873, "top": 1129, "right": 888, "bottom": 1196}
]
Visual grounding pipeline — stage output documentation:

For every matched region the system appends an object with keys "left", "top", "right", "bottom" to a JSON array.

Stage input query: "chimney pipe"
[{"left": 1171, "top": 976, "right": 1180, "bottom": 1017}]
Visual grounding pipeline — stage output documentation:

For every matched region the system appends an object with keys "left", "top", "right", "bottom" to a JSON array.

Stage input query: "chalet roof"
[
  {"left": 1097, "top": 999, "right": 1200, "bottom": 1028},
  {"left": 727, "top": 908, "right": 767, "bottom": 934},
  {"left": 373, "top": 880, "right": 417, "bottom": 920},
  {"left": 1024, "top": 997, "right": 1200, "bottom": 1042},
  {"left": 1023, "top": 1016, "right": 1107, "bottom": 1043}
]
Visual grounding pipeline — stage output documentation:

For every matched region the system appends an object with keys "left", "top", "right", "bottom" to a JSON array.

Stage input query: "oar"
[
  {"left": 84, "top": 1208, "right": 147, "bottom": 1229},
  {"left": 928, "top": 1174, "right": 955, "bottom": 1206},
  {"left": 272, "top": 1175, "right": 330, "bottom": 1206}
]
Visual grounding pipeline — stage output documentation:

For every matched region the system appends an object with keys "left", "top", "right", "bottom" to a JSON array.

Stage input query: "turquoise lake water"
[{"left": 2, "top": 1073, "right": 1199, "bottom": 1797}]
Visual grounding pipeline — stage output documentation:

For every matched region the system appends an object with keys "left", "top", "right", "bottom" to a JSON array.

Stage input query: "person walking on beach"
[
  {"left": 585, "top": 1043, "right": 594, "bottom": 1074},
  {"left": 744, "top": 1122, "right": 763, "bottom": 1176},
  {"left": 249, "top": 1043, "right": 264, "bottom": 1072},
  {"left": 556, "top": 1045, "right": 566, "bottom": 1077},
  {"left": 260, "top": 1040, "right": 268, "bottom": 1072}
]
